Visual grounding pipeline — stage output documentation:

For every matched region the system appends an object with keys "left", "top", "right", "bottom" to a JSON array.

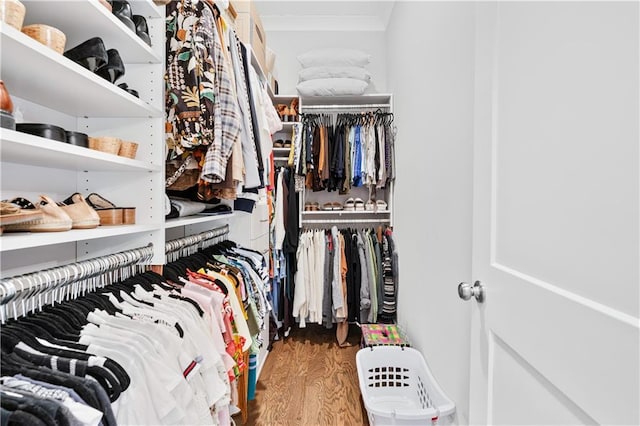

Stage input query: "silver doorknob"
[{"left": 458, "top": 281, "right": 485, "bottom": 303}]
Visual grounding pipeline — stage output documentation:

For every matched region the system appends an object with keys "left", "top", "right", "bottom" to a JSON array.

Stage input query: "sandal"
[
  {"left": 376, "top": 200, "right": 388, "bottom": 211},
  {"left": 86, "top": 192, "right": 135, "bottom": 225},
  {"left": 344, "top": 197, "right": 355, "bottom": 211},
  {"left": 0, "top": 200, "right": 44, "bottom": 234}
]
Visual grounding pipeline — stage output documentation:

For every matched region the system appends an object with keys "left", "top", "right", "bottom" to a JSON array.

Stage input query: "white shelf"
[
  {"left": 21, "top": 0, "right": 161, "bottom": 64},
  {"left": 0, "top": 129, "right": 160, "bottom": 172},
  {"left": 0, "top": 223, "right": 161, "bottom": 252},
  {"left": 272, "top": 94, "right": 298, "bottom": 101},
  {"left": 0, "top": 23, "right": 162, "bottom": 118},
  {"left": 129, "top": 0, "right": 164, "bottom": 19},
  {"left": 273, "top": 147, "right": 291, "bottom": 152},
  {"left": 302, "top": 210, "right": 390, "bottom": 215},
  {"left": 165, "top": 213, "right": 235, "bottom": 229}
]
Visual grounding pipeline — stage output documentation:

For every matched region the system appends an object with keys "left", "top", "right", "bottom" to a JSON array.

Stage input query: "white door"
[{"left": 467, "top": 2, "right": 639, "bottom": 425}]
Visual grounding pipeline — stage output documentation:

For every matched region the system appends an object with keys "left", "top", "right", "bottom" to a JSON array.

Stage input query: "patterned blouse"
[{"left": 165, "top": 0, "right": 242, "bottom": 188}]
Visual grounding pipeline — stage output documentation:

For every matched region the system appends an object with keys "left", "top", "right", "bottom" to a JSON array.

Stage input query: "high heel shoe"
[
  {"left": 95, "top": 49, "right": 125, "bottom": 83},
  {"left": 112, "top": 0, "right": 136, "bottom": 33},
  {"left": 132, "top": 15, "right": 151, "bottom": 46},
  {"left": 289, "top": 98, "right": 299, "bottom": 122},
  {"left": 276, "top": 104, "right": 287, "bottom": 122},
  {"left": 64, "top": 37, "right": 108, "bottom": 72}
]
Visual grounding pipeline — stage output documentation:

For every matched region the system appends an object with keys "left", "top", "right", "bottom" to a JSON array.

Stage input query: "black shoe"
[
  {"left": 132, "top": 15, "right": 151, "bottom": 46},
  {"left": 112, "top": 1, "right": 135, "bottom": 32},
  {"left": 95, "top": 49, "right": 125, "bottom": 84},
  {"left": 64, "top": 37, "right": 108, "bottom": 72},
  {"left": 118, "top": 83, "right": 138, "bottom": 98}
]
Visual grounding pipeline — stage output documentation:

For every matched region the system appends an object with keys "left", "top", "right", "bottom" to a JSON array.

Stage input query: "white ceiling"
[{"left": 253, "top": 1, "right": 396, "bottom": 32}]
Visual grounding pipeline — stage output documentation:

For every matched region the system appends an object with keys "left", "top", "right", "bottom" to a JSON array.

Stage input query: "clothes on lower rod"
[{"left": 292, "top": 226, "right": 398, "bottom": 328}]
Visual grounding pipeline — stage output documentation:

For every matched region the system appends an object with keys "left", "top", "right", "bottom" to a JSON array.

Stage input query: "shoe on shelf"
[
  {"left": 112, "top": 1, "right": 136, "bottom": 33},
  {"left": 274, "top": 139, "right": 284, "bottom": 148},
  {"left": 63, "top": 37, "right": 108, "bottom": 72},
  {"left": 289, "top": 98, "right": 299, "bottom": 122},
  {"left": 59, "top": 193, "right": 100, "bottom": 229},
  {"left": 95, "top": 49, "right": 125, "bottom": 84},
  {"left": 376, "top": 200, "right": 388, "bottom": 211},
  {"left": 354, "top": 198, "right": 365, "bottom": 211},
  {"left": 331, "top": 202, "right": 343, "bottom": 211},
  {"left": 322, "top": 202, "right": 334, "bottom": 211},
  {"left": 86, "top": 192, "right": 135, "bottom": 225},
  {"left": 283, "top": 140, "right": 292, "bottom": 148},
  {"left": 365, "top": 199, "right": 375, "bottom": 211},
  {"left": 132, "top": 15, "right": 151, "bottom": 46},
  {"left": 117, "top": 83, "right": 139, "bottom": 98},
  {"left": 344, "top": 197, "right": 355, "bottom": 211},
  {"left": 1, "top": 196, "right": 72, "bottom": 232},
  {"left": 0, "top": 201, "right": 44, "bottom": 234},
  {"left": 276, "top": 104, "right": 287, "bottom": 121}
]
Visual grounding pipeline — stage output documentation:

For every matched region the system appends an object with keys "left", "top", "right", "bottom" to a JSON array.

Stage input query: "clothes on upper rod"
[
  {"left": 164, "top": 0, "right": 281, "bottom": 201},
  {"left": 296, "top": 112, "right": 396, "bottom": 193},
  {"left": 0, "top": 240, "right": 271, "bottom": 426}
]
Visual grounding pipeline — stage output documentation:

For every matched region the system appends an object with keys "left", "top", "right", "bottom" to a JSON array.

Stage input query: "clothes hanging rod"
[
  {"left": 301, "top": 219, "right": 391, "bottom": 225},
  {"left": 301, "top": 103, "right": 391, "bottom": 110},
  {"left": 0, "top": 244, "right": 155, "bottom": 319},
  {"left": 164, "top": 224, "right": 229, "bottom": 255}
]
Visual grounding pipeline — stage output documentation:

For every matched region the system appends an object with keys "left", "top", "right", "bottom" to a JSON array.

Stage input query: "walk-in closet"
[{"left": 1, "top": 1, "right": 637, "bottom": 425}]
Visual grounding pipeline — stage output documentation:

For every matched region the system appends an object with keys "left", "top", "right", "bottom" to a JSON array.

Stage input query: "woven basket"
[
  {"left": 22, "top": 24, "right": 66, "bottom": 54},
  {"left": 118, "top": 140, "right": 139, "bottom": 159},
  {"left": 89, "top": 136, "right": 121, "bottom": 155},
  {"left": 0, "top": 0, "right": 25, "bottom": 31}
]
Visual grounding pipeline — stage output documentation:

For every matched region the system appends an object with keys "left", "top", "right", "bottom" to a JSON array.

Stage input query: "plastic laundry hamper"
[{"left": 356, "top": 346, "right": 456, "bottom": 425}]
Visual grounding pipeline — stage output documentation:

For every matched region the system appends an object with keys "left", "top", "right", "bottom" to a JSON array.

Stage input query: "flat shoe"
[
  {"left": 2, "top": 195, "right": 72, "bottom": 232},
  {"left": 95, "top": 49, "right": 125, "bottom": 84},
  {"left": 365, "top": 199, "right": 375, "bottom": 211},
  {"left": 354, "top": 198, "right": 365, "bottom": 211},
  {"left": 59, "top": 193, "right": 100, "bottom": 229},
  {"left": 0, "top": 201, "right": 44, "bottom": 229},
  {"left": 63, "top": 37, "right": 108, "bottom": 72},
  {"left": 343, "top": 197, "right": 355, "bottom": 211}
]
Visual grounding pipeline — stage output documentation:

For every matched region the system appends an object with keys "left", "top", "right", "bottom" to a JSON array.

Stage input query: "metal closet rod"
[
  {"left": 302, "top": 218, "right": 391, "bottom": 225},
  {"left": 164, "top": 224, "right": 230, "bottom": 255},
  {"left": 301, "top": 103, "right": 391, "bottom": 110},
  {"left": 0, "top": 244, "right": 155, "bottom": 307}
]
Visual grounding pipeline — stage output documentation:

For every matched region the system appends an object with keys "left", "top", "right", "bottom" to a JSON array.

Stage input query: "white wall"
[
  {"left": 386, "top": 2, "right": 476, "bottom": 424},
  {"left": 265, "top": 31, "right": 387, "bottom": 95}
]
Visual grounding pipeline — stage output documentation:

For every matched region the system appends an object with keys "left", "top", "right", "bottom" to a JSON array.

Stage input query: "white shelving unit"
[
  {"left": 0, "top": 0, "right": 165, "bottom": 277},
  {"left": 298, "top": 94, "right": 395, "bottom": 228}
]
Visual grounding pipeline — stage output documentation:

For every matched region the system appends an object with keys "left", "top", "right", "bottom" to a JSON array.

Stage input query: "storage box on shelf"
[
  {"left": 232, "top": 0, "right": 267, "bottom": 73},
  {"left": 0, "top": 0, "right": 165, "bottom": 277}
]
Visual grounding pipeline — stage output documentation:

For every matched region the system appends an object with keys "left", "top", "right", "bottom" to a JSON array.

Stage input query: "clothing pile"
[
  {"left": 0, "top": 241, "right": 270, "bottom": 426},
  {"left": 165, "top": 0, "right": 281, "bottom": 202},
  {"left": 296, "top": 48, "right": 372, "bottom": 97}
]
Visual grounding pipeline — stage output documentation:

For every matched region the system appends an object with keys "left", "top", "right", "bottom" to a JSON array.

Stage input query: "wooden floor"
[{"left": 246, "top": 324, "right": 369, "bottom": 426}]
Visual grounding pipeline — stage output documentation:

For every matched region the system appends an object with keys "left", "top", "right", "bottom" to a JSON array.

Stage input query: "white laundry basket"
[{"left": 356, "top": 346, "right": 456, "bottom": 425}]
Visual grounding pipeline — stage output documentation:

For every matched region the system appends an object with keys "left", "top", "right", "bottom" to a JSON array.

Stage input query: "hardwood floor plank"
[{"left": 246, "top": 324, "right": 369, "bottom": 426}]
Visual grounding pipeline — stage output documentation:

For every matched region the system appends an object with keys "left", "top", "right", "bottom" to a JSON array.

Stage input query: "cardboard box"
[{"left": 231, "top": 0, "right": 267, "bottom": 74}]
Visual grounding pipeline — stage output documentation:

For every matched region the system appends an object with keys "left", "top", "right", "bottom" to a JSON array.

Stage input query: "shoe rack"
[
  {"left": 297, "top": 94, "right": 395, "bottom": 229},
  {"left": 0, "top": 0, "right": 166, "bottom": 277},
  {"left": 271, "top": 94, "right": 299, "bottom": 165}
]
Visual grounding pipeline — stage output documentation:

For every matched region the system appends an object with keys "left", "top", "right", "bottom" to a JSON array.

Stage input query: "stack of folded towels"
[{"left": 296, "top": 48, "right": 372, "bottom": 96}]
